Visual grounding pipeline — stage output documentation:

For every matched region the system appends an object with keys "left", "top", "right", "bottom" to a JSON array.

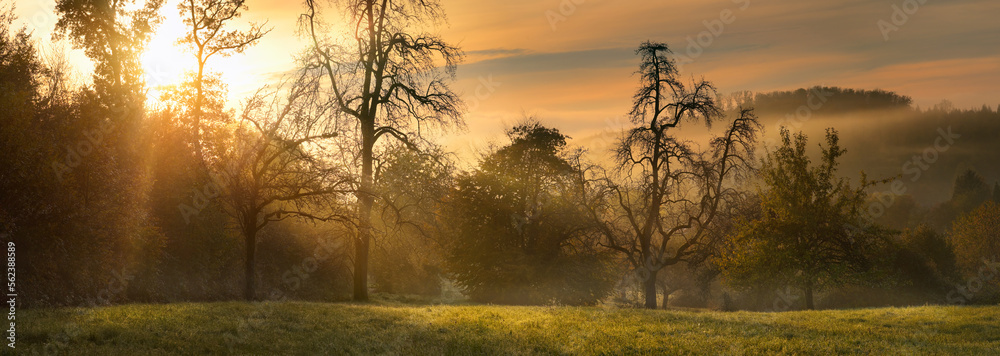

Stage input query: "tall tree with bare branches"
[
  {"left": 584, "top": 41, "right": 760, "bottom": 309},
  {"left": 300, "top": 0, "right": 464, "bottom": 301}
]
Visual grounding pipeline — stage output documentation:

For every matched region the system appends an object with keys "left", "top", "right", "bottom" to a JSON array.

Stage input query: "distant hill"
[
  {"left": 738, "top": 87, "right": 914, "bottom": 115},
  {"left": 575, "top": 87, "right": 1000, "bottom": 206},
  {"left": 733, "top": 86, "right": 1000, "bottom": 206}
]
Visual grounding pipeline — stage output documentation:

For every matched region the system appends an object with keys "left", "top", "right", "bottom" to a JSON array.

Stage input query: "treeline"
[{"left": 2, "top": 1, "right": 999, "bottom": 311}]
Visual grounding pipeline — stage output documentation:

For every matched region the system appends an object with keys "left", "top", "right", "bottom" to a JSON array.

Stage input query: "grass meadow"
[{"left": 12, "top": 300, "right": 1000, "bottom": 355}]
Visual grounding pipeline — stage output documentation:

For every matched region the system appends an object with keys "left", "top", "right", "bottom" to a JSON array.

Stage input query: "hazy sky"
[{"left": 13, "top": 0, "right": 1000, "bottom": 155}]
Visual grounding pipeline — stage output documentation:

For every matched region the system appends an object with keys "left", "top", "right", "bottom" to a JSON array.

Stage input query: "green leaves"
[
  {"left": 444, "top": 121, "right": 614, "bottom": 305},
  {"left": 720, "top": 128, "right": 893, "bottom": 309}
]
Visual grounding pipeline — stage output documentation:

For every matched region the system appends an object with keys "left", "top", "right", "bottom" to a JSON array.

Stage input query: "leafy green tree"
[
  {"left": 444, "top": 121, "right": 616, "bottom": 305},
  {"left": 302, "top": 0, "right": 464, "bottom": 301},
  {"left": 719, "top": 128, "right": 891, "bottom": 309},
  {"left": 950, "top": 201, "right": 1000, "bottom": 278},
  {"left": 0, "top": 5, "right": 69, "bottom": 304},
  {"left": 50, "top": 0, "right": 167, "bottom": 305},
  {"left": 892, "top": 225, "right": 959, "bottom": 293},
  {"left": 2, "top": 4, "right": 166, "bottom": 305}
]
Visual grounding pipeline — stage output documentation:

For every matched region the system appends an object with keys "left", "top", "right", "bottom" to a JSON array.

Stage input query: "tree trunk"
[
  {"left": 353, "top": 128, "right": 375, "bottom": 302},
  {"left": 643, "top": 270, "right": 658, "bottom": 309},
  {"left": 193, "top": 57, "right": 205, "bottom": 166},
  {"left": 244, "top": 226, "right": 257, "bottom": 301},
  {"left": 353, "top": 222, "right": 370, "bottom": 301},
  {"left": 804, "top": 281, "right": 815, "bottom": 310},
  {"left": 661, "top": 285, "right": 670, "bottom": 309}
]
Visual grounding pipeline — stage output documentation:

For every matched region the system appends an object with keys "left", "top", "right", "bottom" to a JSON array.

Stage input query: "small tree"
[
  {"left": 891, "top": 225, "right": 959, "bottom": 292},
  {"left": 718, "top": 128, "right": 891, "bottom": 309}
]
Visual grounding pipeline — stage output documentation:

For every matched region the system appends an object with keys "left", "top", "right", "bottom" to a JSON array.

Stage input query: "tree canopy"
[
  {"left": 444, "top": 121, "right": 616, "bottom": 305},
  {"left": 719, "top": 128, "right": 892, "bottom": 309}
]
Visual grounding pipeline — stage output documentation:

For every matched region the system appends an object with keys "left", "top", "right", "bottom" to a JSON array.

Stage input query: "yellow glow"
[
  {"left": 139, "top": 1, "right": 281, "bottom": 108},
  {"left": 141, "top": 6, "right": 189, "bottom": 101}
]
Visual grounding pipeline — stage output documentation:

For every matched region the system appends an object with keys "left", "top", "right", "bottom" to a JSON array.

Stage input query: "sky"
[{"left": 12, "top": 0, "right": 1000, "bottom": 158}]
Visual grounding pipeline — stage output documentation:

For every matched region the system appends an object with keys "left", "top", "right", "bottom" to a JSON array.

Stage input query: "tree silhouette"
[
  {"left": 301, "top": 0, "right": 463, "bottom": 301},
  {"left": 54, "top": 0, "right": 162, "bottom": 107},
  {"left": 214, "top": 73, "right": 351, "bottom": 300},
  {"left": 585, "top": 41, "right": 760, "bottom": 309},
  {"left": 178, "top": 0, "right": 269, "bottom": 163}
]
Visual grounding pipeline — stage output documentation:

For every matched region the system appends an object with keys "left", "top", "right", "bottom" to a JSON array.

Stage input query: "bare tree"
[
  {"left": 179, "top": 0, "right": 269, "bottom": 162},
  {"left": 213, "top": 72, "right": 352, "bottom": 300},
  {"left": 583, "top": 41, "right": 759, "bottom": 309},
  {"left": 300, "top": 0, "right": 464, "bottom": 301}
]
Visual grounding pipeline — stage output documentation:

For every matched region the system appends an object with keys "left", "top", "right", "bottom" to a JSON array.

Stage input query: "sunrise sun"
[{"left": 140, "top": 7, "right": 188, "bottom": 98}]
